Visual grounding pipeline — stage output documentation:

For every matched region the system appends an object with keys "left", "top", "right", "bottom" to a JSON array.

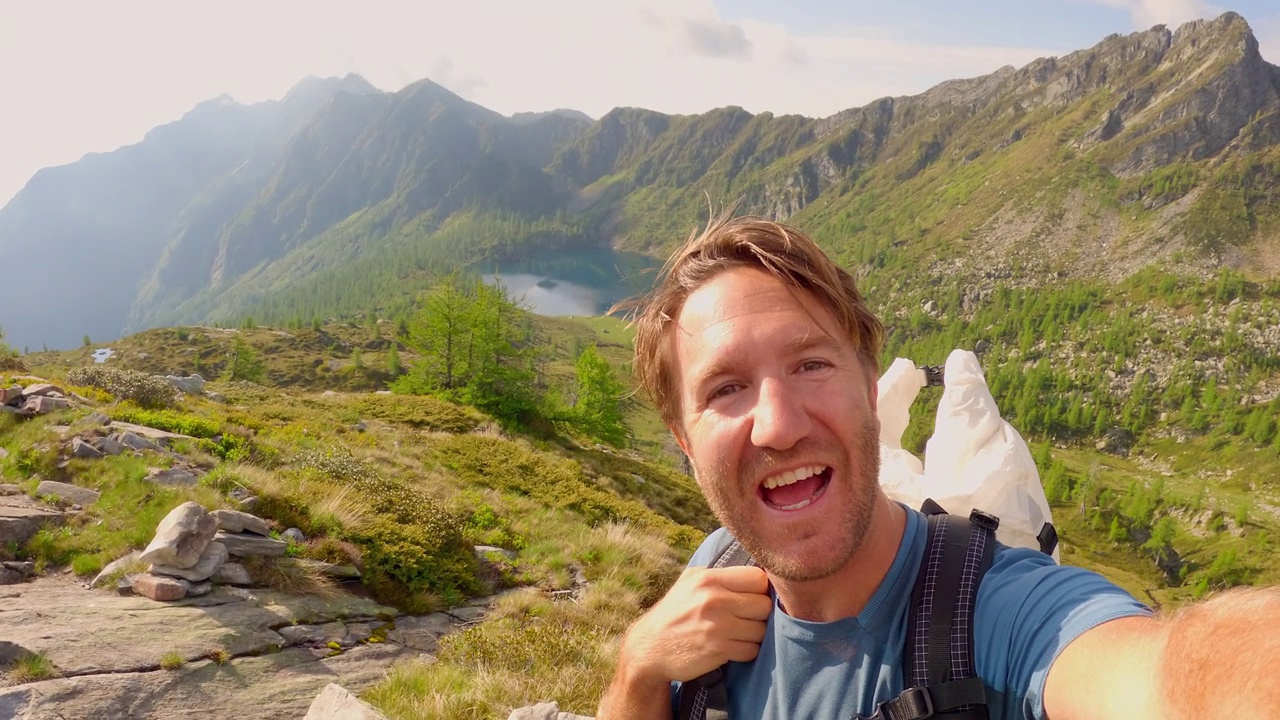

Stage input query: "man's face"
[{"left": 671, "top": 267, "right": 882, "bottom": 582}]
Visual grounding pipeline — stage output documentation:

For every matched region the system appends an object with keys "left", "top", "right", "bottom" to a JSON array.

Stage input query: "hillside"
[{"left": 5, "top": 13, "right": 1280, "bottom": 353}]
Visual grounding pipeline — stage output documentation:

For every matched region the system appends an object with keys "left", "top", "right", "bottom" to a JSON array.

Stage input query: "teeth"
[{"left": 762, "top": 465, "right": 826, "bottom": 490}]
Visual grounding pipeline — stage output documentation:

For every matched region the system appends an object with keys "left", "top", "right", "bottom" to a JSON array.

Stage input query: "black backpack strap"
[
  {"left": 867, "top": 503, "right": 995, "bottom": 720},
  {"left": 676, "top": 538, "right": 755, "bottom": 720}
]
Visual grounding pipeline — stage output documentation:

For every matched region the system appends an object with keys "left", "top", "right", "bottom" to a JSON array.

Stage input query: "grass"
[
  {"left": 243, "top": 556, "right": 344, "bottom": 600},
  {"left": 159, "top": 651, "right": 185, "bottom": 670},
  {"left": 5, "top": 652, "right": 58, "bottom": 683},
  {"left": 206, "top": 647, "right": 231, "bottom": 665}
]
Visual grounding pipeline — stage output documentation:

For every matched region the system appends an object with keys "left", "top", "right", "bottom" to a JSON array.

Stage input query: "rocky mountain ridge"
[{"left": 4, "top": 13, "right": 1280, "bottom": 349}]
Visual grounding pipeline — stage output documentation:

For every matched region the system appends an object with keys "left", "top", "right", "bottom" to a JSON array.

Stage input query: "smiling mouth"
[{"left": 759, "top": 465, "right": 831, "bottom": 511}]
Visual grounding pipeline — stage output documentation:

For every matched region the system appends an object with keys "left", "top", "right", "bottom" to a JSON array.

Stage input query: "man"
[{"left": 597, "top": 214, "right": 1280, "bottom": 719}]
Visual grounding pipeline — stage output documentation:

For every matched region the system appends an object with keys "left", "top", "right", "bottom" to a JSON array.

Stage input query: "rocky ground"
[{"left": 0, "top": 572, "right": 506, "bottom": 718}]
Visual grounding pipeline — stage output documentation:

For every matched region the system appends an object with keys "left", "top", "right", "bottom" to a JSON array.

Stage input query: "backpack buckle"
[
  {"left": 920, "top": 365, "right": 944, "bottom": 388},
  {"left": 889, "top": 686, "right": 935, "bottom": 719},
  {"left": 968, "top": 508, "right": 1000, "bottom": 533}
]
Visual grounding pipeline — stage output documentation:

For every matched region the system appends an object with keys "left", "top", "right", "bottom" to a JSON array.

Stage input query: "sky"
[{"left": 2, "top": 0, "right": 1279, "bottom": 208}]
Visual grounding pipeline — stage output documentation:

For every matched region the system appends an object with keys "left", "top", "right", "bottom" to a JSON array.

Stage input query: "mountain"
[{"left": 3, "top": 13, "right": 1280, "bottom": 350}]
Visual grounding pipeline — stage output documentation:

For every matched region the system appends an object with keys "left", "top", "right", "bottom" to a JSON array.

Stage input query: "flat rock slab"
[
  {"left": 107, "top": 421, "right": 194, "bottom": 444},
  {"left": 0, "top": 642, "right": 410, "bottom": 720},
  {"left": 0, "top": 574, "right": 397, "bottom": 677},
  {"left": 0, "top": 496, "right": 66, "bottom": 546},
  {"left": 216, "top": 531, "right": 286, "bottom": 558},
  {"left": 35, "top": 480, "right": 100, "bottom": 508}
]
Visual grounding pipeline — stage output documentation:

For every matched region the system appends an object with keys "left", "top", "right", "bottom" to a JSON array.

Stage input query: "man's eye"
[
  {"left": 709, "top": 384, "right": 740, "bottom": 401},
  {"left": 799, "top": 360, "right": 830, "bottom": 373}
]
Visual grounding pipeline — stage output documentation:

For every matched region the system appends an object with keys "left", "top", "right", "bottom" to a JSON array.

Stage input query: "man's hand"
[{"left": 597, "top": 565, "right": 773, "bottom": 719}]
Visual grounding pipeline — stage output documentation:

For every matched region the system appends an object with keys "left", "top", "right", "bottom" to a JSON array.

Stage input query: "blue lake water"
[{"left": 483, "top": 248, "right": 658, "bottom": 317}]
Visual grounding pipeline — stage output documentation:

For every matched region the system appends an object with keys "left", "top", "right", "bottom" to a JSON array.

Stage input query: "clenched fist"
[{"left": 597, "top": 565, "right": 773, "bottom": 719}]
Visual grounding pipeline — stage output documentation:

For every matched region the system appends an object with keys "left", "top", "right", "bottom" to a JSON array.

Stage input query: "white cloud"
[
  {"left": 1081, "top": 0, "right": 1225, "bottom": 28},
  {"left": 0, "top": 0, "right": 1062, "bottom": 207}
]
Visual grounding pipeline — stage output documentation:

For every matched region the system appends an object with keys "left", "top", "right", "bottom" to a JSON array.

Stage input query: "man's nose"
[{"left": 750, "top": 378, "right": 811, "bottom": 450}]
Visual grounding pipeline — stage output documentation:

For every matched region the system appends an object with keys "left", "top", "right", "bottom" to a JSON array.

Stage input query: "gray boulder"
[
  {"left": 36, "top": 480, "right": 100, "bottom": 507},
  {"left": 282, "top": 527, "right": 306, "bottom": 544},
  {"left": 147, "top": 468, "right": 199, "bottom": 486},
  {"left": 90, "top": 550, "right": 142, "bottom": 588},
  {"left": 71, "top": 438, "right": 104, "bottom": 459},
  {"left": 150, "top": 541, "right": 228, "bottom": 582},
  {"left": 20, "top": 383, "right": 65, "bottom": 399},
  {"left": 139, "top": 502, "right": 218, "bottom": 568},
  {"left": 212, "top": 509, "right": 272, "bottom": 537},
  {"left": 216, "top": 531, "right": 287, "bottom": 558},
  {"left": 305, "top": 683, "right": 389, "bottom": 720},
  {"left": 165, "top": 375, "right": 206, "bottom": 395},
  {"left": 24, "top": 396, "right": 70, "bottom": 415},
  {"left": 212, "top": 562, "right": 253, "bottom": 586},
  {"left": 119, "top": 432, "right": 162, "bottom": 452}
]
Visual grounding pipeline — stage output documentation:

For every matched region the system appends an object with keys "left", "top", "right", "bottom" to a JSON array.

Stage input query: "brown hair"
[{"left": 622, "top": 212, "right": 884, "bottom": 431}]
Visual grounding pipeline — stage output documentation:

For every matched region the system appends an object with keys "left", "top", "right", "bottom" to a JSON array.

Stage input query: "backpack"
[{"left": 675, "top": 500, "right": 999, "bottom": 720}]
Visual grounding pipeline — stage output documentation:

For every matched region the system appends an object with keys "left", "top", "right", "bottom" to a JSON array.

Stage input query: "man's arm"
[
  {"left": 1044, "top": 586, "right": 1280, "bottom": 720},
  {"left": 597, "top": 565, "right": 772, "bottom": 720}
]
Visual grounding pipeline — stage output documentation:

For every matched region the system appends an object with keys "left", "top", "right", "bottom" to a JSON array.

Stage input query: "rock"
[
  {"left": 212, "top": 562, "right": 253, "bottom": 586},
  {"left": 507, "top": 701, "right": 595, "bottom": 720},
  {"left": 212, "top": 509, "right": 272, "bottom": 537},
  {"left": 148, "top": 467, "right": 199, "bottom": 486},
  {"left": 150, "top": 541, "right": 228, "bottom": 582},
  {"left": 20, "top": 383, "right": 66, "bottom": 399},
  {"left": 97, "top": 436, "right": 126, "bottom": 456},
  {"left": 90, "top": 550, "right": 142, "bottom": 588},
  {"left": 447, "top": 605, "right": 487, "bottom": 622},
  {"left": 70, "top": 437, "right": 104, "bottom": 459},
  {"left": 165, "top": 374, "right": 206, "bottom": 395},
  {"left": 181, "top": 580, "right": 213, "bottom": 597},
  {"left": 0, "top": 386, "right": 24, "bottom": 405},
  {"left": 35, "top": 479, "right": 100, "bottom": 507},
  {"left": 0, "top": 573, "right": 403, "bottom": 717},
  {"left": 0, "top": 495, "right": 66, "bottom": 546},
  {"left": 139, "top": 502, "right": 218, "bottom": 568},
  {"left": 0, "top": 484, "right": 20, "bottom": 496},
  {"left": 216, "top": 531, "right": 287, "bottom": 558},
  {"left": 0, "top": 447, "right": 7, "bottom": 460},
  {"left": 282, "top": 527, "right": 306, "bottom": 544},
  {"left": 118, "top": 431, "right": 162, "bottom": 452},
  {"left": 279, "top": 624, "right": 328, "bottom": 646},
  {"left": 114, "top": 574, "right": 140, "bottom": 595},
  {"left": 84, "top": 411, "right": 111, "bottom": 426},
  {"left": 207, "top": 391, "right": 227, "bottom": 403},
  {"left": 344, "top": 622, "right": 374, "bottom": 644},
  {"left": 131, "top": 574, "right": 188, "bottom": 601},
  {"left": 0, "top": 561, "right": 35, "bottom": 585},
  {"left": 305, "top": 682, "right": 390, "bottom": 720},
  {"left": 24, "top": 395, "right": 70, "bottom": 415},
  {"left": 385, "top": 613, "right": 455, "bottom": 652},
  {"left": 108, "top": 420, "right": 195, "bottom": 444},
  {"left": 353, "top": 421, "right": 368, "bottom": 432}
]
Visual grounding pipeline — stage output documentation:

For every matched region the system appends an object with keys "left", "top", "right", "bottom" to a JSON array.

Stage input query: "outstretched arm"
[
  {"left": 1045, "top": 586, "right": 1280, "bottom": 720},
  {"left": 597, "top": 565, "right": 772, "bottom": 720}
]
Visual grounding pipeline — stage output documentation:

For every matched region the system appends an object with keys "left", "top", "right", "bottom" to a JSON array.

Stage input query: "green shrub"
[
  {"left": 109, "top": 404, "right": 220, "bottom": 438},
  {"left": 354, "top": 518, "right": 478, "bottom": 612},
  {"left": 439, "top": 616, "right": 605, "bottom": 674},
  {"left": 66, "top": 367, "right": 178, "bottom": 408}
]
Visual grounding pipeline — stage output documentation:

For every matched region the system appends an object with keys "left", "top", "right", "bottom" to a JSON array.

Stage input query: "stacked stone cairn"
[
  {"left": 122, "top": 502, "right": 288, "bottom": 601},
  {"left": 0, "top": 382, "right": 72, "bottom": 418}
]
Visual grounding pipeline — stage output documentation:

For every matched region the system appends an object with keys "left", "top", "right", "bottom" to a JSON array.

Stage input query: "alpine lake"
[{"left": 482, "top": 247, "right": 659, "bottom": 317}]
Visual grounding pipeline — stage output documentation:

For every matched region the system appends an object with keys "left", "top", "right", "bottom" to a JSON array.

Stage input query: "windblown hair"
[{"left": 621, "top": 212, "right": 884, "bottom": 431}]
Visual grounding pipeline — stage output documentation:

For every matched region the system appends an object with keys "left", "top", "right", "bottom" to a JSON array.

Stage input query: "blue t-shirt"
[{"left": 674, "top": 508, "right": 1152, "bottom": 719}]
